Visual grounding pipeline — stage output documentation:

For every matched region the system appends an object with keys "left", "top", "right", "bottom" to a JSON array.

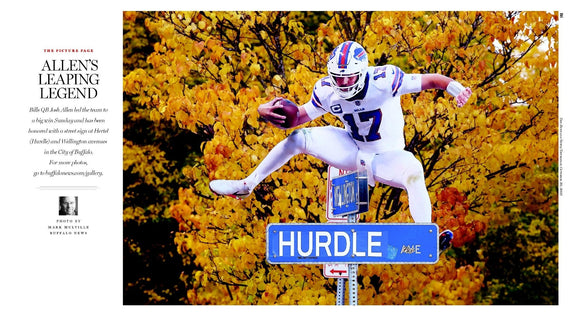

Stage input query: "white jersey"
[{"left": 302, "top": 65, "right": 422, "bottom": 152}]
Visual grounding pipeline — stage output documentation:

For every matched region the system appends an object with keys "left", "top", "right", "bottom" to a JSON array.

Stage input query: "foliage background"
[{"left": 122, "top": 11, "right": 558, "bottom": 305}]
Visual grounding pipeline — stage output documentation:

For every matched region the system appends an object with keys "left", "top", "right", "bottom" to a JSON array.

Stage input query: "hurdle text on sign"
[{"left": 266, "top": 223, "right": 439, "bottom": 264}]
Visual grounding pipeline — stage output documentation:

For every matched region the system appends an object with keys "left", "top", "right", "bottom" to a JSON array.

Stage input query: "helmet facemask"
[{"left": 329, "top": 72, "right": 365, "bottom": 99}]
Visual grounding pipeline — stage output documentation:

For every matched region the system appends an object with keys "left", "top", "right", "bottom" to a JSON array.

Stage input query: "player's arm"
[
  {"left": 295, "top": 106, "right": 314, "bottom": 126},
  {"left": 421, "top": 74, "right": 472, "bottom": 107}
]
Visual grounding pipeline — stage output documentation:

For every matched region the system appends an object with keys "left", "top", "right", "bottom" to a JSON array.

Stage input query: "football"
[{"left": 273, "top": 98, "right": 299, "bottom": 128}]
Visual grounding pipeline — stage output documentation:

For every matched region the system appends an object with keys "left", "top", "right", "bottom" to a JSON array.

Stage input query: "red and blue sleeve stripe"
[
  {"left": 311, "top": 91, "right": 323, "bottom": 108},
  {"left": 391, "top": 67, "right": 404, "bottom": 96}
]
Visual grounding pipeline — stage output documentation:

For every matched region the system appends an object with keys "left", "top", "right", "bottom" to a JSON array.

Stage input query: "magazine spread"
[{"left": 0, "top": 1, "right": 577, "bottom": 315}]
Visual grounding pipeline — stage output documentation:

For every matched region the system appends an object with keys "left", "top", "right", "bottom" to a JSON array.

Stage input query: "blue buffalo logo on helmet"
[{"left": 353, "top": 47, "right": 366, "bottom": 61}]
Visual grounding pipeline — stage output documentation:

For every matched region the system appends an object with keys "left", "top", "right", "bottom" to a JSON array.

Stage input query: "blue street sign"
[
  {"left": 266, "top": 223, "right": 439, "bottom": 264},
  {"left": 331, "top": 172, "right": 368, "bottom": 216}
]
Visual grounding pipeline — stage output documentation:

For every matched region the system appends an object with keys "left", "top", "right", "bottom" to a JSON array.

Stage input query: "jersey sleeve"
[
  {"left": 397, "top": 72, "right": 422, "bottom": 96},
  {"left": 302, "top": 78, "right": 330, "bottom": 120},
  {"left": 372, "top": 65, "right": 422, "bottom": 96}
]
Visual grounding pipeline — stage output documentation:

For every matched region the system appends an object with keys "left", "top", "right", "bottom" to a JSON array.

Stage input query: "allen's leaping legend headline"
[{"left": 39, "top": 58, "right": 99, "bottom": 99}]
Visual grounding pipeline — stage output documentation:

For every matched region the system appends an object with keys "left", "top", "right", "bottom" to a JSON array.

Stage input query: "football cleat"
[
  {"left": 209, "top": 179, "right": 252, "bottom": 200},
  {"left": 439, "top": 229, "right": 454, "bottom": 254}
]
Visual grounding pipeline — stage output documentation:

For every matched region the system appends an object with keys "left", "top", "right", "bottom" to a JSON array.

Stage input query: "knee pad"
[
  {"left": 287, "top": 128, "right": 309, "bottom": 153},
  {"left": 401, "top": 157, "right": 425, "bottom": 187}
]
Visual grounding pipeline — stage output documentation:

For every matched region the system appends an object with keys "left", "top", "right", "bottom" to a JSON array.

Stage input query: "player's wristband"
[{"left": 446, "top": 81, "right": 466, "bottom": 97}]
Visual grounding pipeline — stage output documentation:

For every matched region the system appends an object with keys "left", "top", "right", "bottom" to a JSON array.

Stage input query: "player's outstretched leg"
[
  {"left": 210, "top": 126, "right": 358, "bottom": 200},
  {"left": 439, "top": 229, "right": 454, "bottom": 254},
  {"left": 209, "top": 128, "right": 310, "bottom": 199},
  {"left": 372, "top": 150, "right": 432, "bottom": 223}
]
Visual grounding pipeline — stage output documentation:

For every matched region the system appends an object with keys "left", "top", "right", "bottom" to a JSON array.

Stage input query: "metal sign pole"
[
  {"left": 336, "top": 278, "right": 345, "bottom": 305},
  {"left": 347, "top": 213, "right": 358, "bottom": 305}
]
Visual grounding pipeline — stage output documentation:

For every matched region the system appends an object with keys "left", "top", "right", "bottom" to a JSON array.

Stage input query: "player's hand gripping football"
[
  {"left": 258, "top": 97, "right": 286, "bottom": 128},
  {"left": 456, "top": 87, "right": 472, "bottom": 108},
  {"left": 258, "top": 97, "right": 299, "bottom": 129}
]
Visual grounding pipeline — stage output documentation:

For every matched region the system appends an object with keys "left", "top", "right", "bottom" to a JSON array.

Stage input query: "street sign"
[
  {"left": 266, "top": 223, "right": 439, "bottom": 264},
  {"left": 326, "top": 167, "right": 359, "bottom": 222},
  {"left": 331, "top": 172, "right": 362, "bottom": 216},
  {"left": 330, "top": 171, "right": 368, "bottom": 216},
  {"left": 324, "top": 263, "right": 348, "bottom": 278}
]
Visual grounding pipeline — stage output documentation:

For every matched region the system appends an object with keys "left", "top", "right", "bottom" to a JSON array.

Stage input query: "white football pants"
[{"left": 243, "top": 126, "right": 432, "bottom": 223}]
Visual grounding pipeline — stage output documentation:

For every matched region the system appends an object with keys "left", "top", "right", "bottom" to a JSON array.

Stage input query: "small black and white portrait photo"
[{"left": 59, "top": 196, "right": 78, "bottom": 216}]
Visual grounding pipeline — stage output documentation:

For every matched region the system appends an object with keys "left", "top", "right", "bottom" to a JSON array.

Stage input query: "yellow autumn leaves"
[{"left": 123, "top": 11, "right": 559, "bottom": 304}]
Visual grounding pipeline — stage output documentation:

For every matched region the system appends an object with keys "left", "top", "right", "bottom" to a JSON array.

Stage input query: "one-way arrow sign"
[{"left": 324, "top": 264, "right": 348, "bottom": 278}]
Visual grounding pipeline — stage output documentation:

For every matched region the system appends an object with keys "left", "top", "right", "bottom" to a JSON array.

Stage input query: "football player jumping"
[{"left": 210, "top": 41, "right": 471, "bottom": 251}]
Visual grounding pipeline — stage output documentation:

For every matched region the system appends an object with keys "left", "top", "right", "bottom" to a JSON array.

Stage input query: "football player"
[{"left": 210, "top": 41, "right": 471, "bottom": 249}]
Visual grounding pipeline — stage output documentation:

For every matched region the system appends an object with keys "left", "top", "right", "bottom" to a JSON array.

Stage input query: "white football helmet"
[{"left": 327, "top": 41, "right": 369, "bottom": 99}]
